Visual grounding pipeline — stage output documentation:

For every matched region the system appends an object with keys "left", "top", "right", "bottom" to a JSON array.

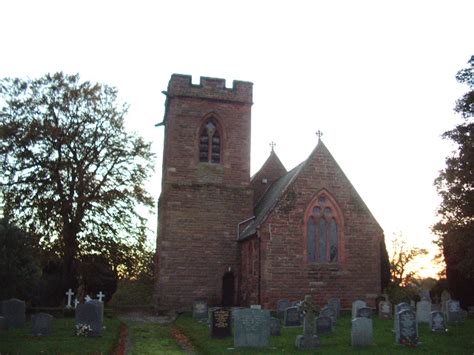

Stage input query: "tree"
[
  {"left": 434, "top": 56, "right": 474, "bottom": 307},
  {"left": 0, "top": 73, "right": 155, "bottom": 295}
]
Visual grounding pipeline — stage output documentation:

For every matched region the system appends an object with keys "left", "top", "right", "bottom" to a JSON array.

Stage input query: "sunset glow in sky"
[{"left": 1, "top": 0, "right": 473, "bottom": 279}]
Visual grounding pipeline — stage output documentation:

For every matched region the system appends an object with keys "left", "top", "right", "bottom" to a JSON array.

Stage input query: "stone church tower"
[{"left": 155, "top": 75, "right": 254, "bottom": 311}]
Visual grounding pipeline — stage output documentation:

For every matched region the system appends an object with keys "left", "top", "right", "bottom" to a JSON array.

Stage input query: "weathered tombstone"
[
  {"left": 65, "top": 288, "right": 74, "bottom": 309},
  {"left": 416, "top": 300, "right": 431, "bottom": 324},
  {"left": 284, "top": 306, "right": 301, "bottom": 327},
  {"left": 394, "top": 302, "right": 412, "bottom": 336},
  {"left": 396, "top": 309, "right": 419, "bottom": 346},
  {"left": 75, "top": 300, "right": 103, "bottom": 336},
  {"left": 270, "top": 317, "right": 281, "bottom": 336},
  {"left": 328, "top": 298, "right": 341, "bottom": 317},
  {"left": 315, "top": 316, "right": 332, "bottom": 335},
  {"left": 441, "top": 290, "right": 451, "bottom": 314},
  {"left": 419, "top": 289, "right": 431, "bottom": 301},
  {"left": 352, "top": 300, "right": 366, "bottom": 319},
  {"left": 0, "top": 316, "right": 8, "bottom": 334},
  {"left": 211, "top": 308, "right": 232, "bottom": 338},
  {"left": 430, "top": 311, "right": 446, "bottom": 333},
  {"left": 295, "top": 295, "right": 320, "bottom": 350},
  {"left": 320, "top": 306, "right": 337, "bottom": 325},
  {"left": 356, "top": 306, "right": 373, "bottom": 319},
  {"left": 468, "top": 306, "right": 474, "bottom": 318},
  {"left": 31, "top": 313, "right": 53, "bottom": 336},
  {"left": 2, "top": 298, "right": 25, "bottom": 328},
  {"left": 276, "top": 299, "right": 290, "bottom": 318},
  {"left": 446, "top": 300, "right": 461, "bottom": 323},
  {"left": 233, "top": 308, "right": 270, "bottom": 348},
  {"left": 250, "top": 304, "right": 262, "bottom": 310},
  {"left": 379, "top": 300, "right": 392, "bottom": 319},
  {"left": 351, "top": 317, "right": 373, "bottom": 347},
  {"left": 193, "top": 299, "right": 208, "bottom": 320},
  {"left": 431, "top": 303, "right": 441, "bottom": 312}
]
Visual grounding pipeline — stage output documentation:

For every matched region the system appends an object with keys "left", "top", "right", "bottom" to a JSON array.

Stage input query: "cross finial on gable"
[
  {"left": 316, "top": 130, "right": 323, "bottom": 140},
  {"left": 269, "top": 141, "right": 276, "bottom": 152}
]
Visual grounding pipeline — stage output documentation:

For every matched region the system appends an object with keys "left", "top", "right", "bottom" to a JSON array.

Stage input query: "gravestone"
[
  {"left": 431, "top": 303, "right": 441, "bottom": 312},
  {"left": 356, "top": 307, "right": 373, "bottom": 319},
  {"left": 315, "top": 316, "right": 332, "bottom": 335},
  {"left": 351, "top": 317, "right": 373, "bottom": 347},
  {"left": 276, "top": 299, "right": 290, "bottom": 318},
  {"left": 233, "top": 308, "right": 270, "bottom": 348},
  {"left": 250, "top": 304, "right": 262, "bottom": 310},
  {"left": 394, "top": 303, "right": 412, "bottom": 336},
  {"left": 295, "top": 295, "right": 320, "bottom": 350},
  {"left": 441, "top": 290, "right": 451, "bottom": 314},
  {"left": 31, "top": 313, "right": 53, "bottom": 336},
  {"left": 379, "top": 300, "right": 392, "bottom": 319},
  {"left": 75, "top": 300, "right": 103, "bottom": 336},
  {"left": 320, "top": 306, "right": 336, "bottom": 325},
  {"left": 0, "top": 316, "right": 7, "bottom": 334},
  {"left": 419, "top": 289, "right": 431, "bottom": 301},
  {"left": 416, "top": 300, "right": 431, "bottom": 324},
  {"left": 193, "top": 299, "right": 208, "bottom": 320},
  {"left": 211, "top": 308, "right": 232, "bottom": 338},
  {"left": 328, "top": 298, "right": 341, "bottom": 317},
  {"left": 396, "top": 309, "right": 419, "bottom": 345},
  {"left": 352, "top": 300, "right": 366, "bottom": 319},
  {"left": 430, "top": 311, "right": 446, "bottom": 333},
  {"left": 446, "top": 300, "right": 461, "bottom": 323},
  {"left": 284, "top": 306, "right": 301, "bottom": 327},
  {"left": 270, "top": 317, "right": 281, "bottom": 336},
  {"left": 2, "top": 298, "right": 25, "bottom": 328}
]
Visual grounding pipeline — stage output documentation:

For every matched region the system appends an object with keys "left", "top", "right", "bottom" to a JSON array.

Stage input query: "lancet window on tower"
[
  {"left": 306, "top": 192, "right": 341, "bottom": 263},
  {"left": 199, "top": 118, "right": 221, "bottom": 163}
]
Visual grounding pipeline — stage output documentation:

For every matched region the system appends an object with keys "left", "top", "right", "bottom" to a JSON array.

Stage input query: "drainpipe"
[{"left": 257, "top": 228, "right": 261, "bottom": 305}]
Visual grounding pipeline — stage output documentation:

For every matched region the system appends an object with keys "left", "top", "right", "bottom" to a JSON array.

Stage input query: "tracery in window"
[
  {"left": 199, "top": 118, "right": 221, "bottom": 163},
  {"left": 306, "top": 192, "right": 341, "bottom": 263}
]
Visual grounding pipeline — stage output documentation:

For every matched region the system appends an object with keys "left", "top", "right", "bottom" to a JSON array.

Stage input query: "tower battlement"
[{"left": 167, "top": 74, "right": 253, "bottom": 104}]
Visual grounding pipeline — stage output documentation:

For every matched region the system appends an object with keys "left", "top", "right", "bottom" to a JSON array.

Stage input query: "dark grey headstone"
[
  {"left": 1, "top": 298, "right": 25, "bottom": 328},
  {"left": 75, "top": 300, "right": 103, "bottom": 336},
  {"left": 211, "top": 308, "right": 231, "bottom": 338},
  {"left": 193, "top": 299, "right": 208, "bottom": 320},
  {"left": 356, "top": 307, "right": 373, "bottom": 319},
  {"left": 351, "top": 317, "right": 373, "bottom": 347},
  {"left": 320, "top": 306, "right": 337, "bottom": 325},
  {"left": 430, "top": 311, "right": 446, "bottom": 333},
  {"left": 284, "top": 306, "right": 301, "bottom": 327},
  {"left": 396, "top": 310, "right": 419, "bottom": 345},
  {"left": 276, "top": 299, "right": 290, "bottom": 318},
  {"left": 327, "top": 298, "right": 341, "bottom": 317},
  {"left": 295, "top": 295, "right": 320, "bottom": 350},
  {"left": 233, "top": 308, "right": 270, "bottom": 348},
  {"left": 315, "top": 316, "right": 332, "bottom": 335},
  {"left": 31, "top": 313, "right": 53, "bottom": 336},
  {"left": 270, "top": 317, "right": 281, "bottom": 336},
  {"left": 352, "top": 300, "right": 366, "bottom": 319},
  {"left": 419, "top": 289, "right": 431, "bottom": 301},
  {"left": 416, "top": 300, "right": 431, "bottom": 324},
  {"left": 378, "top": 301, "right": 392, "bottom": 319},
  {"left": 446, "top": 300, "right": 461, "bottom": 323},
  {"left": 0, "top": 316, "right": 8, "bottom": 334}
]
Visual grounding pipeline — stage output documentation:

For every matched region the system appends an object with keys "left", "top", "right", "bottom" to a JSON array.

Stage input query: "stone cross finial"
[
  {"left": 316, "top": 130, "right": 323, "bottom": 140},
  {"left": 269, "top": 141, "right": 276, "bottom": 152},
  {"left": 65, "top": 288, "right": 74, "bottom": 309}
]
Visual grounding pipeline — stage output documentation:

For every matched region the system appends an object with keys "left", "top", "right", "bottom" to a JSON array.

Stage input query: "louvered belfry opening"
[{"left": 199, "top": 118, "right": 221, "bottom": 163}]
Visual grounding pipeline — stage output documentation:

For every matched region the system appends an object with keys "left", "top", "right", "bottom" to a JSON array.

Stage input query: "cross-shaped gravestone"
[
  {"left": 295, "top": 295, "right": 320, "bottom": 350},
  {"left": 85, "top": 295, "right": 92, "bottom": 302},
  {"left": 74, "top": 299, "right": 80, "bottom": 308},
  {"left": 97, "top": 291, "right": 105, "bottom": 302},
  {"left": 65, "top": 289, "right": 74, "bottom": 309}
]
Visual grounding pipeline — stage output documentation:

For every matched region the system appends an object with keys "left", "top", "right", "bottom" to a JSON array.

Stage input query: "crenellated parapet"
[{"left": 167, "top": 74, "right": 253, "bottom": 104}]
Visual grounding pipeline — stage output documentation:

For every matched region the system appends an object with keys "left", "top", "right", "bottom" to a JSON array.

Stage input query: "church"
[{"left": 154, "top": 74, "right": 387, "bottom": 312}]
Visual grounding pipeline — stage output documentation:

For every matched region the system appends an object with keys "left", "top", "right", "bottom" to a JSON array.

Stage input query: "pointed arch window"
[
  {"left": 306, "top": 193, "right": 341, "bottom": 263},
  {"left": 199, "top": 118, "right": 221, "bottom": 163}
]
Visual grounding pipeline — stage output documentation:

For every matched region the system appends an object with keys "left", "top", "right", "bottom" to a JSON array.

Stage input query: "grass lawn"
[
  {"left": 174, "top": 313, "right": 474, "bottom": 354},
  {"left": 0, "top": 317, "right": 122, "bottom": 354},
  {"left": 125, "top": 321, "right": 184, "bottom": 354}
]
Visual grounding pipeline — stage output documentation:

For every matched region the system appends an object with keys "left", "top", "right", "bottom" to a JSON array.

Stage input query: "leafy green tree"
[
  {"left": 434, "top": 56, "right": 474, "bottom": 307},
  {"left": 0, "top": 73, "right": 155, "bottom": 295}
]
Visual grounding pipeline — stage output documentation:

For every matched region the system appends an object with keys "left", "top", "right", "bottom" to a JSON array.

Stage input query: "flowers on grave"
[{"left": 75, "top": 323, "right": 92, "bottom": 336}]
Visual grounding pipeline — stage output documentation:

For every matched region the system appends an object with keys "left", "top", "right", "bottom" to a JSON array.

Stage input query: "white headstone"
[
  {"left": 416, "top": 300, "right": 431, "bottom": 324},
  {"left": 352, "top": 300, "right": 367, "bottom": 319},
  {"left": 351, "top": 317, "right": 373, "bottom": 347},
  {"left": 65, "top": 289, "right": 74, "bottom": 309},
  {"left": 85, "top": 295, "right": 92, "bottom": 302},
  {"left": 97, "top": 291, "right": 105, "bottom": 302}
]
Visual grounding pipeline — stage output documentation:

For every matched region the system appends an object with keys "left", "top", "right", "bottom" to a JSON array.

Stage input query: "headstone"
[
  {"left": 320, "top": 306, "right": 337, "bottom": 325},
  {"left": 270, "top": 317, "right": 281, "bottom": 336},
  {"left": 250, "top": 304, "right": 262, "bottom": 309},
  {"left": 328, "top": 298, "right": 341, "bottom": 317},
  {"left": 276, "top": 299, "right": 290, "bottom": 318},
  {"left": 84, "top": 295, "right": 92, "bottom": 302},
  {"left": 31, "top": 313, "right": 53, "bottom": 336},
  {"left": 396, "top": 310, "right": 419, "bottom": 346},
  {"left": 315, "top": 316, "right": 332, "bottom": 335},
  {"left": 378, "top": 300, "right": 392, "bottom": 319},
  {"left": 65, "top": 288, "right": 74, "bottom": 309},
  {"left": 468, "top": 306, "right": 474, "bottom": 318},
  {"left": 75, "top": 300, "right": 103, "bottom": 336},
  {"left": 431, "top": 303, "right": 441, "bottom": 312},
  {"left": 193, "top": 299, "right": 208, "bottom": 320},
  {"left": 0, "top": 316, "right": 8, "bottom": 334},
  {"left": 97, "top": 291, "right": 105, "bottom": 302},
  {"left": 394, "top": 302, "right": 412, "bottom": 336},
  {"left": 295, "top": 295, "right": 320, "bottom": 350},
  {"left": 430, "top": 311, "right": 446, "bottom": 333},
  {"left": 441, "top": 290, "right": 451, "bottom": 314},
  {"left": 356, "top": 307, "right": 373, "bottom": 319},
  {"left": 233, "top": 308, "right": 270, "bottom": 348},
  {"left": 416, "top": 300, "right": 431, "bottom": 324},
  {"left": 284, "top": 306, "right": 301, "bottom": 327},
  {"left": 351, "top": 317, "right": 373, "bottom": 347},
  {"left": 446, "top": 300, "right": 461, "bottom": 323},
  {"left": 1, "top": 298, "right": 25, "bottom": 328},
  {"left": 211, "top": 308, "right": 232, "bottom": 338},
  {"left": 419, "top": 289, "right": 431, "bottom": 301},
  {"left": 352, "top": 300, "right": 366, "bottom": 319}
]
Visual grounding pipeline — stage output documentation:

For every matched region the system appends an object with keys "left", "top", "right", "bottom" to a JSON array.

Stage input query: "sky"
[{"left": 1, "top": 0, "right": 473, "bottom": 279}]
